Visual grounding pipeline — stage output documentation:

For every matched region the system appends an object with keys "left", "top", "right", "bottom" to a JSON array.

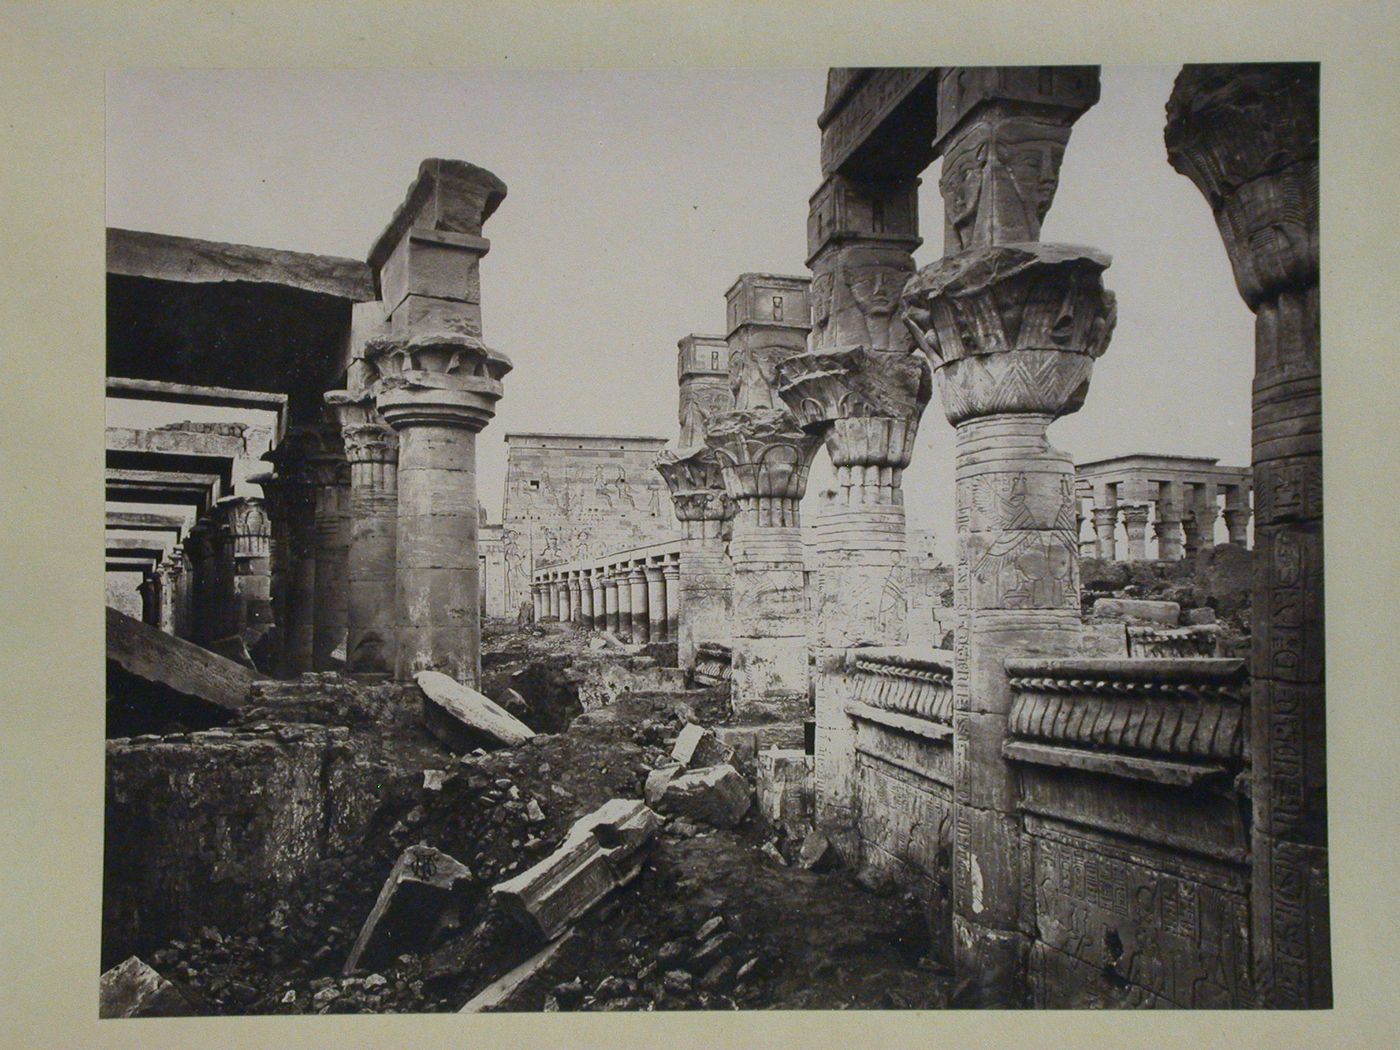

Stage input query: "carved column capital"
[
  {"left": 654, "top": 446, "right": 736, "bottom": 524},
  {"left": 704, "top": 408, "right": 823, "bottom": 526},
  {"left": 325, "top": 389, "right": 399, "bottom": 465},
  {"left": 366, "top": 333, "right": 511, "bottom": 432},
  {"left": 901, "top": 243, "right": 1116, "bottom": 426},
  {"left": 777, "top": 347, "right": 932, "bottom": 455},
  {"left": 214, "top": 496, "right": 271, "bottom": 560},
  {"left": 1165, "top": 64, "right": 1319, "bottom": 308}
]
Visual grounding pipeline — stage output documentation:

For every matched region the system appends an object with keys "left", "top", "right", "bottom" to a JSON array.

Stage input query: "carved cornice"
[
  {"left": 1165, "top": 64, "right": 1318, "bottom": 308},
  {"left": 901, "top": 243, "right": 1116, "bottom": 425},
  {"left": 367, "top": 333, "right": 511, "bottom": 432}
]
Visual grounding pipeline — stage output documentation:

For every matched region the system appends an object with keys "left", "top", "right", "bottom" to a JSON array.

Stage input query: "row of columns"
[
  {"left": 530, "top": 555, "right": 681, "bottom": 645},
  {"left": 1085, "top": 482, "right": 1251, "bottom": 561}
]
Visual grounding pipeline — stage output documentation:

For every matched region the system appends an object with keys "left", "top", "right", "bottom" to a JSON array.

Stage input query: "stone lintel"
[
  {"left": 107, "top": 227, "right": 375, "bottom": 302},
  {"left": 817, "top": 67, "right": 941, "bottom": 179},
  {"left": 932, "top": 65, "right": 1100, "bottom": 156},
  {"left": 105, "top": 378, "right": 288, "bottom": 421}
]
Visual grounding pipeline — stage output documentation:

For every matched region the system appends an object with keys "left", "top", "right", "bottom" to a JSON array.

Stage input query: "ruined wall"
[
  {"left": 103, "top": 725, "right": 418, "bottom": 968},
  {"left": 479, "top": 522, "right": 508, "bottom": 618},
  {"left": 501, "top": 434, "right": 677, "bottom": 614}
]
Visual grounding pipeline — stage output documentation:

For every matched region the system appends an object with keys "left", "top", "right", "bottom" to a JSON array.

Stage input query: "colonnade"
[
  {"left": 1079, "top": 464, "right": 1252, "bottom": 562},
  {"left": 530, "top": 542, "right": 681, "bottom": 645}
]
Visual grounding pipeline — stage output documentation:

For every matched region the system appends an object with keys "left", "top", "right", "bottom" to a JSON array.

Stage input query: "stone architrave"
[
  {"left": 368, "top": 332, "right": 510, "bottom": 685},
  {"left": 655, "top": 446, "right": 737, "bottom": 670},
  {"left": 1167, "top": 63, "right": 1326, "bottom": 1009},
  {"left": 903, "top": 232, "right": 1115, "bottom": 1003},
  {"left": 305, "top": 426, "right": 351, "bottom": 671},
  {"left": 705, "top": 408, "right": 823, "bottom": 721},
  {"left": 325, "top": 390, "right": 400, "bottom": 675}
]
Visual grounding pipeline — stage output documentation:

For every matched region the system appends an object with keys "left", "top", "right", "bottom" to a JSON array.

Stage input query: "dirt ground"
[{"left": 126, "top": 619, "right": 951, "bottom": 1014}]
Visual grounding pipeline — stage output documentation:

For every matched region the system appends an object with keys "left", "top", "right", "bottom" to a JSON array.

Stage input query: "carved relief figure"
[
  {"left": 939, "top": 117, "right": 1071, "bottom": 251},
  {"left": 844, "top": 264, "right": 905, "bottom": 351}
]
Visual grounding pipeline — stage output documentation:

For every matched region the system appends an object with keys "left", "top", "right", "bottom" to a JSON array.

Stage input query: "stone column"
[
  {"left": 662, "top": 559, "right": 681, "bottom": 640},
  {"left": 1154, "top": 480, "right": 1187, "bottom": 560},
  {"left": 1168, "top": 63, "right": 1326, "bottom": 1008},
  {"left": 1120, "top": 504, "right": 1150, "bottom": 562},
  {"left": 603, "top": 574, "right": 620, "bottom": 634},
  {"left": 138, "top": 572, "right": 161, "bottom": 626},
  {"left": 589, "top": 571, "right": 607, "bottom": 630},
  {"left": 368, "top": 333, "right": 509, "bottom": 684},
  {"left": 645, "top": 565, "right": 667, "bottom": 642},
  {"left": 1193, "top": 480, "right": 1220, "bottom": 551},
  {"left": 156, "top": 558, "right": 180, "bottom": 633},
  {"left": 706, "top": 409, "right": 822, "bottom": 721},
  {"left": 1091, "top": 499, "right": 1118, "bottom": 561},
  {"left": 306, "top": 428, "right": 351, "bottom": 671},
  {"left": 657, "top": 448, "right": 738, "bottom": 672},
  {"left": 614, "top": 569, "right": 633, "bottom": 642},
  {"left": 221, "top": 496, "right": 274, "bottom": 665},
  {"left": 628, "top": 566, "right": 650, "bottom": 644},
  {"left": 904, "top": 241, "right": 1114, "bottom": 1004},
  {"left": 1223, "top": 486, "right": 1252, "bottom": 547},
  {"left": 183, "top": 521, "right": 212, "bottom": 644},
  {"left": 556, "top": 578, "right": 570, "bottom": 624},
  {"left": 568, "top": 573, "right": 584, "bottom": 625},
  {"left": 365, "top": 158, "right": 509, "bottom": 686},
  {"left": 579, "top": 570, "right": 596, "bottom": 626},
  {"left": 326, "top": 391, "right": 400, "bottom": 675}
]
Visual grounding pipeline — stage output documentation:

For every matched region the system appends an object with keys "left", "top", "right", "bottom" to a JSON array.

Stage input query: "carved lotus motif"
[
  {"left": 654, "top": 446, "right": 736, "bottom": 523},
  {"left": 703, "top": 408, "right": 822, "bottom": 503},
  {"left": 366, "top": 333, "right": 511, "bottom": 431}
]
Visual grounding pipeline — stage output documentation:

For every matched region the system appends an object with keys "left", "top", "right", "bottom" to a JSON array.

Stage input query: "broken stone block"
[
  {"left": 1185, "top": 606, "right": 1218, "bottom": 625},
  {"left": 644, "top": 761, "right": 683, "bottom": 806},
  {"left": 652, "top": 764, "right": 752, "bottom": 829},
  {"left": 755, "top": 748, "right": 814, "bottom": 833},
  {"left": 1076, "top": 621, "right": 1128, "bottom": 656},
  {"left": 492, "top": 799, "right": 663, "bottom": 940},
  {"left": 344, "top": 845, "right": 474, "bottom": 975},
  {"left": 1090, "top": 597, "right": 1180, "bottom": 626},
  {"left": 416, "top": 670, "right": 535, "bottom": 751},
  {"left": 671, "top": 723, "right": 736, "bottom": 769},
  {"left": 458, "top": 932, "right": 576, "bottom": 1012},
  {"left": 798, "top": 828, "right": 836, "bottom": 871},
  {"left": 99, "top": 956, "right": 195, "bottom": 1018},
  {"left": 422, "top": 769, "right": 449, "bottom": 792}
]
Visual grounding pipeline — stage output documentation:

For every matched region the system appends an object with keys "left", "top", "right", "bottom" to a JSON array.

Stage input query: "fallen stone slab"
[
  {"left": 671, "top": 723, "right": 735, "bottom": 769},
  {"left": 416, "top": 670, "right": 535, "bottom": 752},
  {"left": 644, "top": 761, "right": 683, "bottom": 806},
  {"left": 713, "top": 723, "right": 805, "bottom": 765},
  {"left": 492, "top": 799, "right": 662, "bottom": 940},
  {"left": 344, "top": 844, "right": 474, "bottom": 975},
  {"left": 458, "top": 931, "right": 577, "bottom": 1012},
  {"left": 106, "top": 605, "right": 262, "bottom": 715},
  {"left": 99, "top": 956, "right": 195, "bottom": 1018},
  {"left": 652, "top": 764, "right": 752, "bottom": 829},
  {"left": 798, "top": 828, "right": 837, "bottom": 871},
  {"left": 1091, "top": 597, "right": 1180, "bottom": 626}
]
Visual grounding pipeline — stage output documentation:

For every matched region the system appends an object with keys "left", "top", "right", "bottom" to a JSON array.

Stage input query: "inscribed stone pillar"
[
  {"left": 656, "top": 446, "right": 736, "bottom": 669},
  {"left": 306, "top": 429, "right": 351, "bottom": 671},
  {"left": 1120, "top": 504, "right": 1150, "bottom": 562},
  {"left": 706, "top": 409, "right": 822, "bottom": 720},
  {"left": 603, "top": 575, "right": 620, "bottom": 634},
  {"left": 905, "top": 93, "right": 1113, "bottom": 1002},
  {"left": 326, "top": 391, "right": 400, "bottom": 675},
  {"left": 1167, "top": 62, "right": 1326, "bottom": 1008},
  {"left": 645, "top": 565, "right": 667, "bottom": 642},
  {"left": 1154, "top": 480, "right": 1187, "bottom": 560},
  {"left": 614, "top": 569, "right": 633, "bottom": 641}
]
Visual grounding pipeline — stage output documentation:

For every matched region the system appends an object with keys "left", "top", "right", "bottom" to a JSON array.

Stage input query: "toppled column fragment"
[
  {"left": 671, "top": 723, "right": 736, "bottom": 769},
  {"left": 99, "top": 956, "right": 195, "bottom": 1018},
  {"left": 416, "top": 669, "right": 535, "bottom": 751},
  {"left": 652, "top": 764, "right": 752, "bottom": 829},
  {"left": 492, "top": 799, "right": 662, "bottom": 940},
  {"left": 755, "top": 748, "right": 814, "bottom": 834},
  {"left": 344, "top": 844, "right": 474, "bottom": 975}
]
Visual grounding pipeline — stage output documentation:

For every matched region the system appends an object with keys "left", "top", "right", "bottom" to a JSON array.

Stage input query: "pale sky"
[{"left": 106, "top": 67, "right": 1254, "bottom": 557}]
